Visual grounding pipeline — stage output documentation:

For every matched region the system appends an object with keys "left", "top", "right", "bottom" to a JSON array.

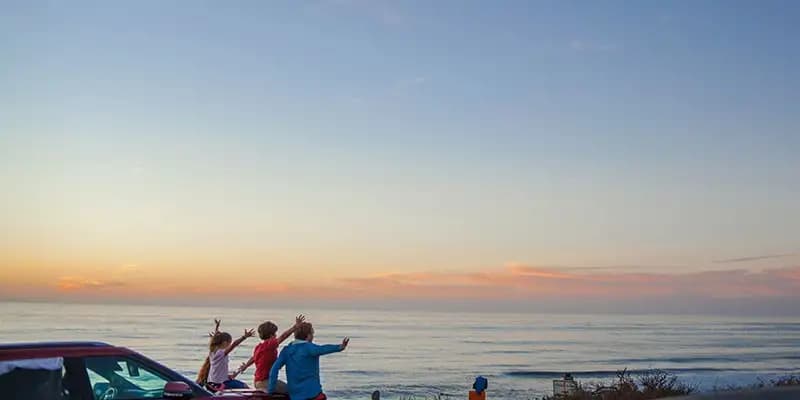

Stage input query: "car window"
[{"left": 84, "top": 356, "right": 170, "bottom": 400}]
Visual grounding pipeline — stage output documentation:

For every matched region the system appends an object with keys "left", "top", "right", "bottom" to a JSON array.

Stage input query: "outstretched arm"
[
  {"left": 233, "top": 356, "right": 255, "bottom": 378},
  {"left": 276, "top": 314, "right": 306, "bottom": 344},
  {"left": 308, "top": 337, "right": 350, "bottom": 357},
  {"left": 225, "top": 328, "right": 255, "bottom": 356},
  {"left": 268, "top": 351, "right": 286, "bottom": 393}
]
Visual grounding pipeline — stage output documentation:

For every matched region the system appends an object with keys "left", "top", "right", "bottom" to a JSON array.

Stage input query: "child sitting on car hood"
[{"left": 268, "top": 322, "right": 349, "bottom": 400}]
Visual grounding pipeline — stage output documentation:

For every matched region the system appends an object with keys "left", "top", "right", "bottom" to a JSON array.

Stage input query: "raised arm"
[
  {"left": 225, "top": 328, "right": 255, "bottom": 356},
  {"left": 276, "top": 314, "right": 306, "bottom": 344},
  {"left": 308, "top": 337, "right": 349, "bottom": 357},
  {"left": 267, "top": 350, "right": 287, "bottom": 393},
  {"left": 208, "top": 318, "right": 221, "bottom": 337},
  {"left": 197, "top": 319, "right": 221, "bottom": 384},
  {"left": 232, "top": 356, "right": 255, "bottom": 378}
]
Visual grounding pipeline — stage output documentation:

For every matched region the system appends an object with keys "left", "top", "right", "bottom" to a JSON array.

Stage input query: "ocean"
[{"left": 1, "top": 301, "right": 798, "bottom": 399}]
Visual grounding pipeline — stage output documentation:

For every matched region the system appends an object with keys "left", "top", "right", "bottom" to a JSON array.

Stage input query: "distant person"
[
  {"left": 234, "top": 314, "right": 306, "bottom": 391},
  {"left": 268, "top": 322, "right": 350, "bottom": 400},
  {"left": 207, "top": 328, "right": 255, "bottom": 391}
]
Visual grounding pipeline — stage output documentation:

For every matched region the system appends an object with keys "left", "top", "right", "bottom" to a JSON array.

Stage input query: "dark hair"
[
  {"left": 294, "top": 322, "right": 314, "bottom": 340},
  {"left": 258, "top": 321, "right": 278, "bottom": 340},
  {"left": 209, "top": 332, "right": 232, "bottom": 352}
]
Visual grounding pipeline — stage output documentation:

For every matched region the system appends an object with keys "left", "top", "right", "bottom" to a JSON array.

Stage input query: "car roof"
[
  {"left": 0, "top": 341, "right": 135, "bottom": 361},
  {"left": 0, "top": 341, "right": 112, "bottom": 350}
]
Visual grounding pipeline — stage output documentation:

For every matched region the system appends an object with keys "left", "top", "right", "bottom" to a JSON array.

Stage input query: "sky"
[{"left": 1, "top": 0, "right": 799, "bottom": 314}]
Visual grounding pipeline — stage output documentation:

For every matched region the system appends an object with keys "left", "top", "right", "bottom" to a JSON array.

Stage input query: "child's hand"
[
  {"left": 243, "top": 328, "right": 255, "bottom": 338},
  {"left": 208, "top": 318, "right": 222, "bottom": 337},
  {"left": 340, "top": 337, "right": 350, "bottom": 351},
  {"left": 231, "top": 364, "right": 245, "bottom": 378},
  {"left": 295, "top": 314, "right": 306, "bottom": 325}
]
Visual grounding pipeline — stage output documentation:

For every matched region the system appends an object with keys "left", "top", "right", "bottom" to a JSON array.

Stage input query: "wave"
[
  {"left": 463, "top": 339, "right": 578, "bottom": 346},
  {"left": 612, "top": 354, "right": 800, "bottom": 364},
  {"left": 173, "top": 343, "right": 202, "bottom": 349},
  {"left": 492, "top": 350, "right": 538, "bottom": 354},
  {"left": 339, "top": 370, "right": 384, "bottom": 376},
  {"left": 506, "top": 368, "right": 741, "bottom": 378},
  {"left": 615, "top": 356, "right": 741, "bottom": 363}
]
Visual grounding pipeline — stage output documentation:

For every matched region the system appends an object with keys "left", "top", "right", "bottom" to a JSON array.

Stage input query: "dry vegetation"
[
  {"left": 543, "top": 369, "right": 800, "bottom": 400},
  {"left": 392, "top": 371, "right": 800, "bottom": 400},
  {"left": 713, "top": 375, "right": 800, "bottom": 392},
  {"left": 542, "top": 369, "right": 694, "bottom": 400}
]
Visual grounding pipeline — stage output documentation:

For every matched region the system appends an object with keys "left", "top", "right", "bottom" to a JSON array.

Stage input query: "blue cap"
[{"left": 473, "top": 376, "right": 488, "bottom": 394}]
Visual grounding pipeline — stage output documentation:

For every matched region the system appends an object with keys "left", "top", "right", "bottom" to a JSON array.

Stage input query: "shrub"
[
  {"left": 769, "top": 375, "right": 800, "bottom": 387},
  {"left": 712, "top": 374, "right": 800, "bottom": 392},
  {"left": 542, "top": 369, "right": 693, "bottom": 400}
]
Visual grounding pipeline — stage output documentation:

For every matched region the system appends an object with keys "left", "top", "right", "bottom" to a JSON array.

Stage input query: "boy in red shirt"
[{"left": 234, "top": 314, "right": 305, "bottom": 391}]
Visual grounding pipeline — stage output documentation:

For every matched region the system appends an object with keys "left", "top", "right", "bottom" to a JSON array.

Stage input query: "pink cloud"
[
  {"left": 336, "top": 264, "right": 800, "bottom": 301},
  {"left": 56, "top": 276, "right": 127, "bottom": 291},
  {"left": 33, "top": 264, "right": 800, "bottom": 309}
]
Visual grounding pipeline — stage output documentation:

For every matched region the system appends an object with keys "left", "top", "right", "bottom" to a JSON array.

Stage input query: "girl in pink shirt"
[{"left": 206, "top": 328, "right": 254, "bottom": 391}]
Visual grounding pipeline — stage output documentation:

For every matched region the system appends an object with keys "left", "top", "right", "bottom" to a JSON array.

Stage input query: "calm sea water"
[{"left": 1, "top": 302, "right": 798, "bottom": 399}]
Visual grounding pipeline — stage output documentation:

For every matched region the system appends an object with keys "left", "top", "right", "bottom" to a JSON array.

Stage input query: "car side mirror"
[{"left": 163, "top": 381, "right": 194, "bottom": 399}]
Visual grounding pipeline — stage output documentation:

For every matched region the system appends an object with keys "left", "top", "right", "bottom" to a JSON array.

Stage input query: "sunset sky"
[{"left": 1, "top": 1, "right": 799, "bottom": 314}]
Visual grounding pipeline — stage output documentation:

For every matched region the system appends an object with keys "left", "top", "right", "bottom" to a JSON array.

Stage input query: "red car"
[{"left": 0, "top": 342, "right": 287, "bottom": 400}]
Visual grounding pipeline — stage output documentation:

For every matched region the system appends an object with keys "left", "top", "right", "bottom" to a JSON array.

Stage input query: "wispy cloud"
[
  {"left": 714, "top": 253, "right": 796, "bottom": 264},
  {"left": 309, "top": 0, "right": 409, "bottom": 27},
  {"left": 397, "top": 76, "right": 426, "bottom": 87},
  {"left": 569, "top": 39, "right": 619, "bottom": 53},
  {"left": 390, "top": 76, "right": 427, "bottom": 94},
  {"left": 50, "top": 263, "right": 800, "bottom": 300},
  {"left": 43, "top": 262, "right": 800, "bottom": 312},
  {"left": 336, "top": 264, "right": 800, "bottom": 300},
  {"left": 54, "top": 263, "right": 141, "bottom": 292},
  {"left": 57, "top": 277, "right": 127, "bottom": 291},
  {"left": 510, "top": 263, "right": 687, "bottom": 272}
]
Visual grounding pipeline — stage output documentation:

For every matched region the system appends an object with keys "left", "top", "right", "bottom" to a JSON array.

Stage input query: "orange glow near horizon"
[{"left": 3, "top": 256, "right": 799, "bottom": 307}]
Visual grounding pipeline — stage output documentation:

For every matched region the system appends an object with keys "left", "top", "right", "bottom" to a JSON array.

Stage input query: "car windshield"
[{"left": 84, "top": 356, "right": 171, "bottom": 399}]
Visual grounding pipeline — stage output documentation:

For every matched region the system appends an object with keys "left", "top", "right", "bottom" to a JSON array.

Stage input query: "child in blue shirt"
[{"left": 268, "top": 322, "right": 349, "bottom": 400}]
